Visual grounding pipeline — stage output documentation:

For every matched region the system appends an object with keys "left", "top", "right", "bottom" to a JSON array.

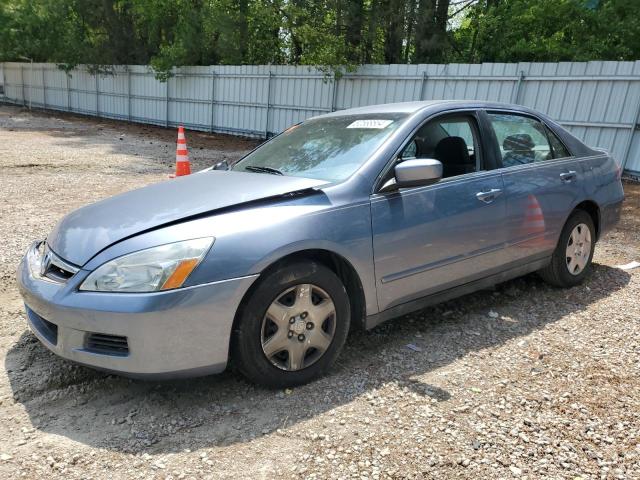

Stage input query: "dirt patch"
[{"left": 0, "top": 105, "right": 638, "bottom": 479}]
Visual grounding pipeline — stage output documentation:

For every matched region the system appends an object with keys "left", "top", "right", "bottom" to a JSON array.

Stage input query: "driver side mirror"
[
  {"left": 380, "top": 158, "right": 443, "bottom": 192},
  {"left": 213, "top": 159, "right": 230, "bottom": 170}
]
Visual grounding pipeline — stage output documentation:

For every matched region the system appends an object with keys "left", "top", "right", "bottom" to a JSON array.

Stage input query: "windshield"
[{"left": 232, "top": 113, "right": 407, "bottom": 182}]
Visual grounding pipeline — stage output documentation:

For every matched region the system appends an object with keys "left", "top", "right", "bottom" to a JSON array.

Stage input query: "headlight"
[
  {"left": 26, "top": 241, "right": 46, "bottom": 278},
  {"left": 79, "top": 237, "right": 214, "bottom": 292}
]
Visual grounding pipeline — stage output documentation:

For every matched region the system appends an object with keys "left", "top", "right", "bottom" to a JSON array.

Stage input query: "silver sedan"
[{"left": 17, "top": 101, "right": 624, "bottom": 386}]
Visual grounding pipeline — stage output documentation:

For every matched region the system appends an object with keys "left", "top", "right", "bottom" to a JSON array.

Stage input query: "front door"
[{"left": 371, "top": 112, "right": 507, "bottom": 312}]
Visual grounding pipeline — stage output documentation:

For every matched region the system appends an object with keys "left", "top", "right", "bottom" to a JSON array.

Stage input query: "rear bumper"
[
  {"left": 600, "top": 198, "right": 623, "bottom": 238},
  {"left": 17, "top": 246, "right": 258, "bottom": 379}
]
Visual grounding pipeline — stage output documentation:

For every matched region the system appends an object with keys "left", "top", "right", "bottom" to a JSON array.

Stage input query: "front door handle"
[
  {"left": 476, "top": 188, "right": 503, "bottom": 204},
  {"left": 560, "top": 170, "right": 577, "bottom": 183}
]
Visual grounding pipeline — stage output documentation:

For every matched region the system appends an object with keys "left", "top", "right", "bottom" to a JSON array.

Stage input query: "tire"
[
  {"left": 538, "top": 209, "right": 595, "bottom": 288},
  {"left": 232, "top": 261, "right": 350, "bottom": 388}
]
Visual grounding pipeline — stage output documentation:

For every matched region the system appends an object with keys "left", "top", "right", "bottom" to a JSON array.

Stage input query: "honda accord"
[{"left": 17, "top": 101, "right": 624, "bottom": 387}]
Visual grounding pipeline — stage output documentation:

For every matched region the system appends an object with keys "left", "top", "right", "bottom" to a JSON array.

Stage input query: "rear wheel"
[
  {"left": 232, "top": 261, "right": 350, "bottom": 388},
  {"left": 538, "top": 209, "right": 595, "bottom": 287}
]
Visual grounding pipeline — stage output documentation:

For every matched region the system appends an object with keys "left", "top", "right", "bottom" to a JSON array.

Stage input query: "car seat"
[
  {"left": 502, "top": 134, "right": 536, "bottom": 167},
  {"left": 434, "top": 136, "right": 475, "bottom": 177}
]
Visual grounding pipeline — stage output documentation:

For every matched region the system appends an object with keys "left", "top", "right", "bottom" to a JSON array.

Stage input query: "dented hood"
[{"left": 47, "top": 170, "right": 328, "bottom": 266}]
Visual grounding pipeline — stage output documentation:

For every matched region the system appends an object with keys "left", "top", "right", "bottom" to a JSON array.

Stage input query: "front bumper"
[{"left": 17, "top": 243, "right": 258, "bottom": 379}]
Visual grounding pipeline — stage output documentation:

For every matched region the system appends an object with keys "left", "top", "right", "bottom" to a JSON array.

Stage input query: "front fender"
[
  {"left": 85, "top": 196, "right": 379, "bottom": 316},
  {"left": 205, "top": 201, "right": 378, "bottom": 316}
]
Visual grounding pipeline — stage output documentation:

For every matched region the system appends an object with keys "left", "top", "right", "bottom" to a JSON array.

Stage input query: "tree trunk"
[
  {"left": 382, "top": 0, "right": 405, "bottom": 63},
  {"left": 413, "top": 0, "right": 449, "bottom": 63},
  {"left": 344, "top": 0, "right": 364, "bottom": 63},
  {"left": 363, "top": 0, "right": 378, "bottom": 63},
  {"left": 413, "top": 0, "right": 435, "bottom": 62},
  {"left": 404, "top": 0, "right": 416, "bottom": 63},
  {"left": 237, "top": 0, "right": 249, "bottom": 63}
]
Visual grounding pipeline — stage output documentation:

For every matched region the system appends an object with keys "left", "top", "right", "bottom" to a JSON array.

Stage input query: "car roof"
[
  {"left": 314, "top": 100, "right": 597, "bottom": 158},
  {"left": 321, "top": 100, "right": 538, "bottom": 117}
]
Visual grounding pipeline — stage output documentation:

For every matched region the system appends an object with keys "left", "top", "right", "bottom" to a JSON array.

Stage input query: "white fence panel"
[{"left": 1, "top": 61, "right": 639, "bottom": 174}]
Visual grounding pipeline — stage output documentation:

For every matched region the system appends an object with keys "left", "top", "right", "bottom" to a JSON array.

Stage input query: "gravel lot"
[{"left": 0, "top": 104, "right": 639, "bottom": 480}]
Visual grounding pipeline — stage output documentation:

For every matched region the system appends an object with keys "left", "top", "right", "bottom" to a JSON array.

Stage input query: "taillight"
[{"left": 615, "top": 162, "right": 622, "bottom": 180}]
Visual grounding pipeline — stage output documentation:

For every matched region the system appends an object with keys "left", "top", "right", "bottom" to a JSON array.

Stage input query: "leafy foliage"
[
  {"left": 455, "top": 0, "right": 640, "bottom": 63},
  {"left": 1, "top": 0, "right": 639, "bottom": 80}
]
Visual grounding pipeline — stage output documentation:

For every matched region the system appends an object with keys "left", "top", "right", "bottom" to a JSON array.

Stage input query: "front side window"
[
  {"left": 489, "top": 113, "right": 558, "bottom": 167},
  {"left": 400, "top": 115, "right": 480, "bottom": 178},
  {"left": 232, "top": 113, "right": 407, "bottom": 183}
]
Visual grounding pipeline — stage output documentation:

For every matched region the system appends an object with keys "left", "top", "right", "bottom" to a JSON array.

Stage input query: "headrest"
[
  {"left": 435, "top": 136, "right": 470, "bottom": 163},
  {"left": 503, "top": 134, "right": 534, "bottom": 151}
]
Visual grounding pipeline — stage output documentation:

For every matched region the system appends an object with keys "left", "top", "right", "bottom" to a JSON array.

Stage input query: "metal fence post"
[
  {"left": 419, "top": 71, "right": 428, "bottom": 100},
  {"left": 0, "top": 62, "right": 5, "bottom": 99},
  {"left": 441, "top": 65, "right": 448, "bottom": 99},
  {"left": 330, "top": 73, "right": 339, "bottom": 112},
  {"left": 264, "top": 71, "right": 272, "bottom": 139},
  {"left": 42, "top": 66, "right": 47, "bottom": 110},
  {"left": 621, "top": 89, "right": 640, "bottom": 170},
  {"left": 95, "top": 72, "right": 100, "bottom": 117},
  {"left": 209, "top": 70, "right": 215, "bottom": 133},
  {"left": 21, "top": 65, "right": 25, "bottom": 106},
  {"left": 29, "top": 62, "right": 33, "bottom": 109},
  {"left": 66, "top": 71, "right": 71, "bottom": 112},
  {"left": 165, "top": 70, "right": 171, "bottom": 128},
  {"left": 127, "top": 68, "right": 132, "bottom": 122},
  {"left": 512, "top": 70, "right": 525, "bottom": 104}
]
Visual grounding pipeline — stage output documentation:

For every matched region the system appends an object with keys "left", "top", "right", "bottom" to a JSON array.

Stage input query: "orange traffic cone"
[
  {"left": 519, "top": 194, "right": 547, "bottom": 248},
  {"left": 172, "top": 126, "right": 191, "bottom": 177}
]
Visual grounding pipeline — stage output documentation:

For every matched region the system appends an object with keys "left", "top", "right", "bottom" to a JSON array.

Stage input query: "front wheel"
[
  {"left": 538, "top": 209, "right": 595, "bottom": 287},
  {"left": 232, "top": 261, "right": 350, "bottom": 388}
]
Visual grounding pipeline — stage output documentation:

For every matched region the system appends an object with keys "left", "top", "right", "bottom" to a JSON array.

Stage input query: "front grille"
[
  {"left": 44, "top": 263, "right": 75, "bottom": 282},
  {"left": 39, "top": 243, "right": 79, "bottom": 283},
  {"left": 26, "top": 307, "right": 58, "bottom": 345},
  {"left": 86, "top": 333, "right": 129, "bottom": 356}
]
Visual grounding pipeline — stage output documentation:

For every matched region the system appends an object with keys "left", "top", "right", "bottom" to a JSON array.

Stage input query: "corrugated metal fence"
[{"left": 1, "top": 61, "right": 640, "bottom": 174}]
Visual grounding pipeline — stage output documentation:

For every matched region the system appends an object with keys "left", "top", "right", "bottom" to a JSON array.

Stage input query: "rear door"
[
  {"left": 485, "top": 111, "right": 582, "bottom": 264},
  {"left": 371, "top": 111, "right": 507, "bottom": 312}
]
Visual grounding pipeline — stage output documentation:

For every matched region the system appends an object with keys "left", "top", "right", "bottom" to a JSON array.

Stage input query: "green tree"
[
  {"left": 1, "top": 0, "right": 640, "bottom": 77},
  {"left": 413, "top": 0, "right": 450, "bottom": 63},
  {"left": 456, "top": 0, "right": 640, "bottom": 63}
]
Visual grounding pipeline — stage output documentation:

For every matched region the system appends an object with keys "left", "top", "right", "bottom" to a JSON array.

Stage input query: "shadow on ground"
[{"left": 5, "top": 264, "right": 630, "bottom": 454}]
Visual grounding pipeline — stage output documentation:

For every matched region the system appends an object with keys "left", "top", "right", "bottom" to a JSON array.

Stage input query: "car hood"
[{"left": 47, "top": 170, "right": 328, "bottom": 266}]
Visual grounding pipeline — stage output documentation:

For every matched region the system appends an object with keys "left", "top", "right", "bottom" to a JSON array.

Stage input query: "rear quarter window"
[{"left": 546, "top": 127, "right": 571, "bottom": 158}]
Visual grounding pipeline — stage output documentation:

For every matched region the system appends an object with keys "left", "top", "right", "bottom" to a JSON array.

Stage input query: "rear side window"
[{"left": 489, "top": 113, "right": 553, "bottom": 167}]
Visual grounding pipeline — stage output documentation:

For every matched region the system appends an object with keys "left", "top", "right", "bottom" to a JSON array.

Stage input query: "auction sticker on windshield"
[{"left": 346, "top": 119, "right": 394, "bottom": 129}]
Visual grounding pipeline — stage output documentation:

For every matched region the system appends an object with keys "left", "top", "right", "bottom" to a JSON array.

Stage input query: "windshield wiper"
[{"left": 244, "top": 165, "right": 284, "bottom": 176}]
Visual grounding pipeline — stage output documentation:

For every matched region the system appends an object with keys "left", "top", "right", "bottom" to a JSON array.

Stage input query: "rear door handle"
[
  {"left": 560, "top": 170, "right": 577, "bottom": 183},
  {"left": 476, "top": 188, "right": 502, "bottom": 204}
]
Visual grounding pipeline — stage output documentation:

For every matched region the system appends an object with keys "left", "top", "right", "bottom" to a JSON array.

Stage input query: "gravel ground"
[{"left": 0, "top": 104, "right": 639, "bottom": 479}]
